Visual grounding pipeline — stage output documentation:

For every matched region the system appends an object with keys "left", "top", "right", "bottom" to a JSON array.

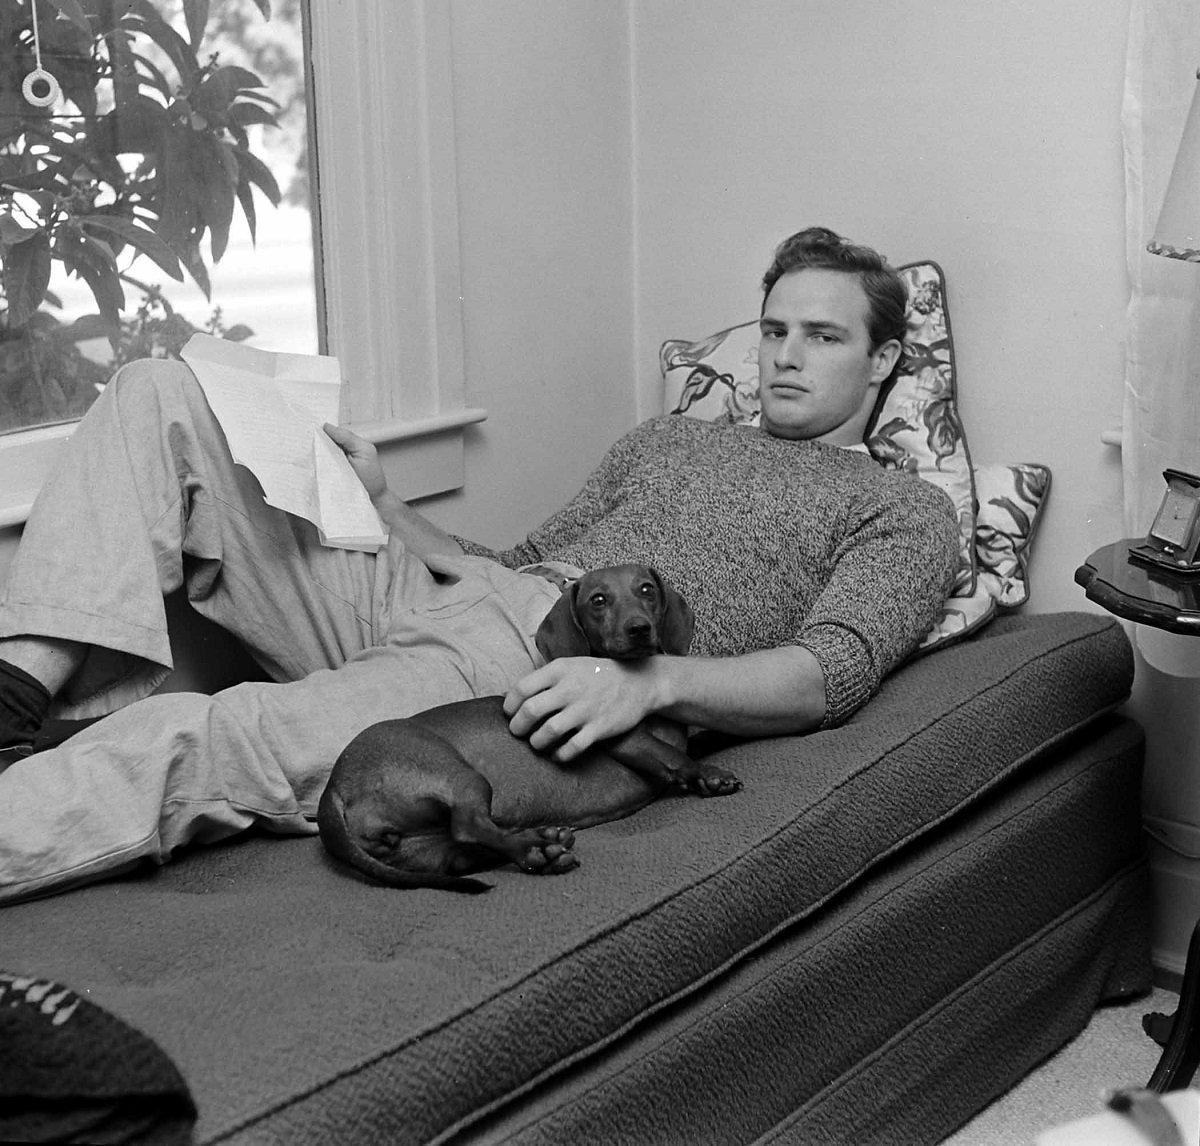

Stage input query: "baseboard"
[{"left": 1153, "top": 963, "right": 1184, "bottom": 992}]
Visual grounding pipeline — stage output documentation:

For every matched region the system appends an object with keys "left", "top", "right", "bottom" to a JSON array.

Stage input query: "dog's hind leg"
[{"left": 445, "top": 794, "right": 579, "bottom": 876}]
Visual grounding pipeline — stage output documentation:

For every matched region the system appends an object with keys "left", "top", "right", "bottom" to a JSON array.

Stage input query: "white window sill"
[
  {"left": 0, "top": 422, "right": 75, "bottom": 529},
  {"left": 351, "top": 407, "right": 487, "bottom": 445},
  {"left": 0, "top": 407, "right": 487, "bottom": 530}
]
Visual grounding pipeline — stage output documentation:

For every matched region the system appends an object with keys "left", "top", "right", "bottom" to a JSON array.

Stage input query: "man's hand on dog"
[{"left": 504, "top": 656, "right": 662, "bottom": 763}]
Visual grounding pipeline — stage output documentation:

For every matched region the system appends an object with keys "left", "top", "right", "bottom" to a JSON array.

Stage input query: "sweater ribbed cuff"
[{"left": 797, "top": 625, "right": 876, "bottom": 730}]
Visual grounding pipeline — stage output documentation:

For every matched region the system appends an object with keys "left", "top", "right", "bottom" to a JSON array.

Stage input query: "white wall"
[{"left": 410, "top": 0, "right": 637, "bottom": 547}]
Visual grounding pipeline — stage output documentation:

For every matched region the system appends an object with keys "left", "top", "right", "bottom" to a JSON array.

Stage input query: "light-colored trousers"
[{"left": 0, "top": 359, "right": 559, "bottom": 903}]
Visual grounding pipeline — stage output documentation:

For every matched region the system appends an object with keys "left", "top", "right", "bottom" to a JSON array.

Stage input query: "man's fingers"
[
  {"left": 548, "top": 725, "right": 599, "bottom": 764},
  {"left": 324, "top": 423, "right": 373, "bottom": 459},
  {"left": 323, "top": 422, "right": 352, "bottom": 448},
  {"left": 526, "top": 707, "right": 581, "bottom": 752},
  {"left": 503, "top": 670, "right": 545, "bottom": 719},
  {"left": 503, "top": 676, "right": 554, "bottom": 732}
]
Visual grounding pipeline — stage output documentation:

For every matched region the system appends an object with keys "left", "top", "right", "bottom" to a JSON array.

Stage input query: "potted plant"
[{"left": 0, "top": 0, "right": 281, "bottom": 431}]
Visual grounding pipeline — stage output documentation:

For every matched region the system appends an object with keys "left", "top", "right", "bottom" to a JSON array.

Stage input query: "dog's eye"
[
  {"left": 638, "top": 583, "right": 658, "bottom": 598},
  {"left": 588, "top": 593, "right": 608, "bottom": 609}
]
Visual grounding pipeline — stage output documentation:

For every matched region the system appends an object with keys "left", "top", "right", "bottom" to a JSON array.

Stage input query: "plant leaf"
[
  {"left": 130, "top": 53, "right": 175, "bottom": 102},
  {"left": 192, "top": 137, "right": 238, "bottom": 262},
  {"left": 55, "top": 231, "right": 124, "bottom": 333},
  {"left": 67, "top": 313, "right": 113, "bottom": 340},
  {"left": 2, "top": 231, "right": 52, "bottom": 326},
  {"left": 180, "top": 242, "right": 211, "bottom": 299},
  {"left": 231, "top": 145, "right": 281, "bottom": 206},
  {"left": 182, "top": 0, "right": 211, "bottom": 48},
  {"left": 235, "top": 178, "right": 258, "bottom": 245},
  {"left": 156, "top": 129, "right": 201, "bottom": 251},
  {"left": 78, "top": 215, "right": 184, "bottom": 281},
  {"left": 0, "top": 169, "right": 62, "bottom": 195},
  {"left": 42, "top": 0, "right": 91, "bottom": 35},
  {"left": 192, "top": 66, "right": 268, "bottom": 126},
  {"left": 72, "top": 265, "right": 123, "bottom": 342},
  {"left": 90, "top": 96, "right": 168, "bottom": 156},
  {"left": 229, "top": 101, "right": 277, "bottom": 130},
  {"left": 124, "top": 1, "right": 200, "bottom": 87},
  {"left": 75, "top": 239, "right": 125, "bottom": 330},
  {"left": 0, "top": 214, "right": 37, "bottom": 244}
]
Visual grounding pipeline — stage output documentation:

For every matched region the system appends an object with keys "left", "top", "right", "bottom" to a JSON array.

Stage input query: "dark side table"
[{"left": 1076, "top": 538, "right": 1200, "bottom": 1090}]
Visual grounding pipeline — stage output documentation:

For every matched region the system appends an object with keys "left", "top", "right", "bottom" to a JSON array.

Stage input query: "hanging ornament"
[{"left": 21, "top": 0, "right": 62, "bottom": 109}]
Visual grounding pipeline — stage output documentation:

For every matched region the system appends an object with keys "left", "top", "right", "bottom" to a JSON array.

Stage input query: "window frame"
[{"left": 0, "top": 0, "right": 482, "bottom": 528}]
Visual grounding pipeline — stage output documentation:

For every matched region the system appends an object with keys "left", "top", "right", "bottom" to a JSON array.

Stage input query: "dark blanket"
[{"left": 0, "top": 969, "right": 194, "bottom": 1144}]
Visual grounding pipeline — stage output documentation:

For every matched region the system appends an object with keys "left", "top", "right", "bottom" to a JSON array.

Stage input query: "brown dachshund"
[{"left": 317, "top": 564, "right": 741, "bottom": 892}]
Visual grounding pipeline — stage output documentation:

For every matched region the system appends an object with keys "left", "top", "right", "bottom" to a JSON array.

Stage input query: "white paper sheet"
[{"left": 180, "top": 334, "right": 387, "bottom": 551}]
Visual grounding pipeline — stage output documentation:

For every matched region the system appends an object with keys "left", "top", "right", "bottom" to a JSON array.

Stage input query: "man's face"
[{"left": 757, "top": 268, "right": 899, "bottom": 444}]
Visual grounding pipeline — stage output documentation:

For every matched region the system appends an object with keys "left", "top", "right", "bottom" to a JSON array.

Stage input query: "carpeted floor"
[{"left": 943, "top": 986, "right": 1181, "bottom": 1144}]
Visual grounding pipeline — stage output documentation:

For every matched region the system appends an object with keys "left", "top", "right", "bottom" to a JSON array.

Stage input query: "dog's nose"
[{"left": 625, "top": 620, "right": 652, "bottom": 639}]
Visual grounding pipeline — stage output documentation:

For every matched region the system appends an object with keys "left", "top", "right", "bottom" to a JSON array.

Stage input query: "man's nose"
[{"left": 775, "top": 331, "right": 804, "bottom": 369}]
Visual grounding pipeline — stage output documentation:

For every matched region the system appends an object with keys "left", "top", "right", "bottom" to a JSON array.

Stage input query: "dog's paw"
[
  {"left": 517, "top": 826, "right": 579, "bottom": 875},
  {"left": 693, "top": 765, "right": 742, "bottom": 798}
]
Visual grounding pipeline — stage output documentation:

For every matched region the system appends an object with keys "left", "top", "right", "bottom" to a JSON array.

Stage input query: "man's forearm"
[
  {"left": 651, "top": 644, "right": 826, "bottom": 737},
  {"left": 372, "top": 490, "right": 464, "bottom": 561},
  {"left": 505, "top": 644, "right": 828, "bottom": 760}
]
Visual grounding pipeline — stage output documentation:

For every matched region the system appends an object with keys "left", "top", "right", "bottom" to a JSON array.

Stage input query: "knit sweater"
[{"left": 458, "top": 416, "right": 960, "bottom": 727}]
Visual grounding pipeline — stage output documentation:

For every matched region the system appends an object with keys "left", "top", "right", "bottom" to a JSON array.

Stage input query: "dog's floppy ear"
[
  {"left": 535, "top": 582, "right": 592, "bottom": 661},
  {"left": 652, "top": 569, "right": 695, "bottom": 655}
]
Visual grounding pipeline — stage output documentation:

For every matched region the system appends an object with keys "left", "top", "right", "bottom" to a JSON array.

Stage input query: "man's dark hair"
[{"left": 760, "top": 226, "right": 908, "bottom": 355}]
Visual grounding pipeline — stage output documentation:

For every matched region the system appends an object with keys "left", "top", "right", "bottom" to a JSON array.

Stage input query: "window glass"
[{"left": 0, "top": 0, "right": 317, "bottom": 435}]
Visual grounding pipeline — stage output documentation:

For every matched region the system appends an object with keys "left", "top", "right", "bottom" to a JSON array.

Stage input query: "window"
[{"left": 0, "top": 0, "right": 481, "bottom": 526}]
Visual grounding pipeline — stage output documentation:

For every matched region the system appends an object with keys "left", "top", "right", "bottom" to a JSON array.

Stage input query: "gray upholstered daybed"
[
  {"left": 0, "top": 611, "right": 1148, "bottom": 1145},
  {"left": 0, "top": 262, "right": 1151, "bottom": 1143}
]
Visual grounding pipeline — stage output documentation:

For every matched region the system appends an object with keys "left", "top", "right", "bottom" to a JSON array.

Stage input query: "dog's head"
[{"left": 535, "top": 564, "right": 694, "bottom": 663}]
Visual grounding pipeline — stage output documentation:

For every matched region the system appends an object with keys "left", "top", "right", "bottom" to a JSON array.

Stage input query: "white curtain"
[{"left": 1123, "top": 0, "right": 1200, "bottom": 534}]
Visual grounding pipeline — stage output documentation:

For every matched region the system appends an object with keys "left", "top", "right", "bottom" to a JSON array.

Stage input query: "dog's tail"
[{"left": 316, "top": 782, "right": 492, "bottom": 894}]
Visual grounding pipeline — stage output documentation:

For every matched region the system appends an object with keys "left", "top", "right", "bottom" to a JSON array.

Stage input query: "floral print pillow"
[
  {"left": 660, "top": 261, "right": 1052, "bottom": 654},
  {"left": 868, "top": 263, "right": 975, "bottom": 595},
  {"left": 661, "top": 319, "right": 762, "bottom": 427},
  {"left": 974, "top": 462, "right": 1051, "bottom": 608}
]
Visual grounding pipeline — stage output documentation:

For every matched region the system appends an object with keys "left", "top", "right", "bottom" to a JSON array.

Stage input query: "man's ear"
[
  {"left": 534, "top": 583, "right": 591, "bottom": 662},
  {"left": 869, "top": 338, "right": 903, "bottom": 384},
  {"left": 651, "top": 569, "right": 695, "bottom": 655}
]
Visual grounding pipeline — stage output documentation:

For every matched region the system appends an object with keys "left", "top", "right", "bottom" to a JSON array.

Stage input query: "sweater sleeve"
[
  {"left": 795, "top": 478, "right": 960, "bottom": 729},
  {"left": 454, "top": 420, "right": 658, "bottom": 568}
]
